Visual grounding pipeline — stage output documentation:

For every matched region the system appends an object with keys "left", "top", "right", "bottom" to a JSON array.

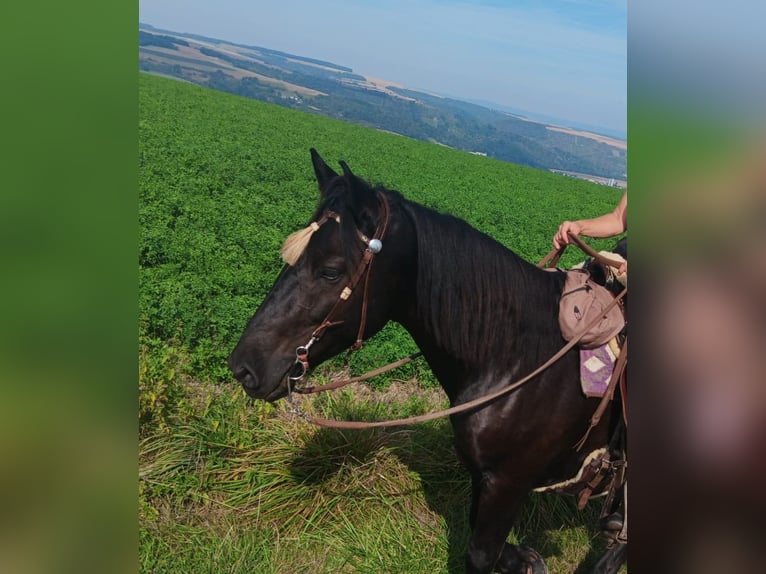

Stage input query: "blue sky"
[{"left": 139, "top": 0, "right": 626, "bottom": 137}]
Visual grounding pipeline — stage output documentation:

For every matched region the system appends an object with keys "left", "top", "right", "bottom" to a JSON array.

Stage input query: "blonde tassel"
[{"left": 281, "top": 221, "right": 320, "bottom": 265}]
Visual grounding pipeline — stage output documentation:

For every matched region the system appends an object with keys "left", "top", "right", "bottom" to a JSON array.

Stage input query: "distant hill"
[{"left": 139, "top": 23, "right": 626, "bottom": 183}]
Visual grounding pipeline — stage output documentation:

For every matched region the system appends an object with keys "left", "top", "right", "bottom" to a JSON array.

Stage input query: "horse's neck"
[{"left": 395, "top": 203, "right": 559, "bottom": 396}]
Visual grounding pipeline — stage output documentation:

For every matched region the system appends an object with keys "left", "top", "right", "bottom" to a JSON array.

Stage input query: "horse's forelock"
[{"left": 281, "top": 183, "right": 369, "bottom": 269}]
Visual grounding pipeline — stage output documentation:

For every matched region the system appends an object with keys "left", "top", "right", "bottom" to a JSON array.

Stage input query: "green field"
[{"left": 139, "top": 72, "right": 624, "bottom": 573}]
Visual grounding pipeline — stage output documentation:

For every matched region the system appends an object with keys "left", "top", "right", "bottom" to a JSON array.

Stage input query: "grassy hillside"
[{"left": 139, "top": 72, "right": 624, "bottom": 573}]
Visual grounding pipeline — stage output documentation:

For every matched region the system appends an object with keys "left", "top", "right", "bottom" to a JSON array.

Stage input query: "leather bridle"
[{"left": 288, "top": 193, "right": 391, "bottom": 388}]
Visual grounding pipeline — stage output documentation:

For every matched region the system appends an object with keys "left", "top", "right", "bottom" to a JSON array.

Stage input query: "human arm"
[
  {"left": 553, "top": 191, "right": 627, "bottom": 249},
  {"left": 553, "top": 191, "right": 627, "bottom": 274}
]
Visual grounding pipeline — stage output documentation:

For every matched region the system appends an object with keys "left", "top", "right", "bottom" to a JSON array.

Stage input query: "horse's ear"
[
  {"left": 338, "top": 160, "right": 355, "bottom": 181},
  {"left": 339, "top": 160, "right": 379, "bottom": 230},
  {"left": 339, "top": 160, "right": 374, "bottom": 194},
  {"left": 310, "top": 148, "right": 339, "bottom": 193}
]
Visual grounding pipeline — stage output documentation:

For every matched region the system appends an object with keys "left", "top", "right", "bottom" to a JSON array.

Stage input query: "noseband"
[{"left": 288, "top": 193, "right": 391, "bottom": 387}]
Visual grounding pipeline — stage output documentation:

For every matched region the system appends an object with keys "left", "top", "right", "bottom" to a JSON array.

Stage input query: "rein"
[
  {"left": 288, "top": 287, "right": 626, "bottom": 428},
  {"left": 538, "top": 235, "right": 626, "bottom": 271},
  {"left": 285, "top": 234, "right": 627, "bottom": 429},
  {"left": 293, "top": 351, "right": 422, "bottom": 395}
]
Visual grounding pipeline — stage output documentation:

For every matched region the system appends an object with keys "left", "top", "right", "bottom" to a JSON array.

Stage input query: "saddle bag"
[{"left": 559, "top": 269, "right": 624, "bottom": 348}]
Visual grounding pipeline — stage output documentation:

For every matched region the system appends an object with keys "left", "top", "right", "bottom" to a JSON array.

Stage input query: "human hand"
[
  {"left": 614, "top": 259, "right": 627, "bottom": 286},
  {"left": 617, "top": 259, "right": 627, "bottom": 275},
  {"left": 553, "top": 221, "right": 582, "bottom": 249}
]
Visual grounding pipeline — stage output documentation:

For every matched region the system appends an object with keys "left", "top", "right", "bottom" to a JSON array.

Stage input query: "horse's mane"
[{"left": 401, "top": 198, "right": 567, "bottom": 368}]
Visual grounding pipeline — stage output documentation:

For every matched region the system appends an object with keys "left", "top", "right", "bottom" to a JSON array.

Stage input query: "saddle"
[{"left": 544, "top": 236, "right": 627, "bottom": 349}]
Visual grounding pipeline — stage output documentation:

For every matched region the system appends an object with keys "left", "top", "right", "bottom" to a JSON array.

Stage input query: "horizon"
[{"left": 138, "top": 1, "right": 626, "bottom": 139}]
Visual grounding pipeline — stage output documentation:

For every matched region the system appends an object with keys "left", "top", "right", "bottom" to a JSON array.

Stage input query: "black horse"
[{"left": 229, "top": 150, "right": 626, "bottom": 574}]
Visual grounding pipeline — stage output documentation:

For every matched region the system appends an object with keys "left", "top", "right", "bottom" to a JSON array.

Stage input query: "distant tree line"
[{"left": 139, "top": 31, "right": 189, "bottom": 50}]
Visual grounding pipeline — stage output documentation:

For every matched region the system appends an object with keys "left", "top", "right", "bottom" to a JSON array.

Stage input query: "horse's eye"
[{"left": 320, "top": 267, "right": 342, "bottom": 281}]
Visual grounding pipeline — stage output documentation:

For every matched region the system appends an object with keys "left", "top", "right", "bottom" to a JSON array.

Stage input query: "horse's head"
[{"left": 228, "top": 149, "right": 413, "bottom": 401}]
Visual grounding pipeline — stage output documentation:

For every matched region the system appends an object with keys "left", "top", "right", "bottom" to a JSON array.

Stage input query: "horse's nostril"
[{"left": 231, "top": 366, "right": 250, "bottom": 382}]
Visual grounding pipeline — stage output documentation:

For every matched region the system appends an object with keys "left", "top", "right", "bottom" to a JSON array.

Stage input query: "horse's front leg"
[{"left": 465, "top": 469, "right": 531, "bottom": 574}]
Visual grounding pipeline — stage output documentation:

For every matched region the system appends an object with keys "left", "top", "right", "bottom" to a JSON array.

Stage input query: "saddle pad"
[{"left": 580, "top": 338, "right": 619, "bottom": 397}]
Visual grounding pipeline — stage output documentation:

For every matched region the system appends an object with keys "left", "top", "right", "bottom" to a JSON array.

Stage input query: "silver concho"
[{"left": 367, "top": 238, "right": 383, "bottom": 254}]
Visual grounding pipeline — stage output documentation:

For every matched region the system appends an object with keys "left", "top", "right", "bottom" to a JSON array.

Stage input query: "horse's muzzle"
[{"left": 228, "top": 353, "right": 292, "bottom": 402}]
